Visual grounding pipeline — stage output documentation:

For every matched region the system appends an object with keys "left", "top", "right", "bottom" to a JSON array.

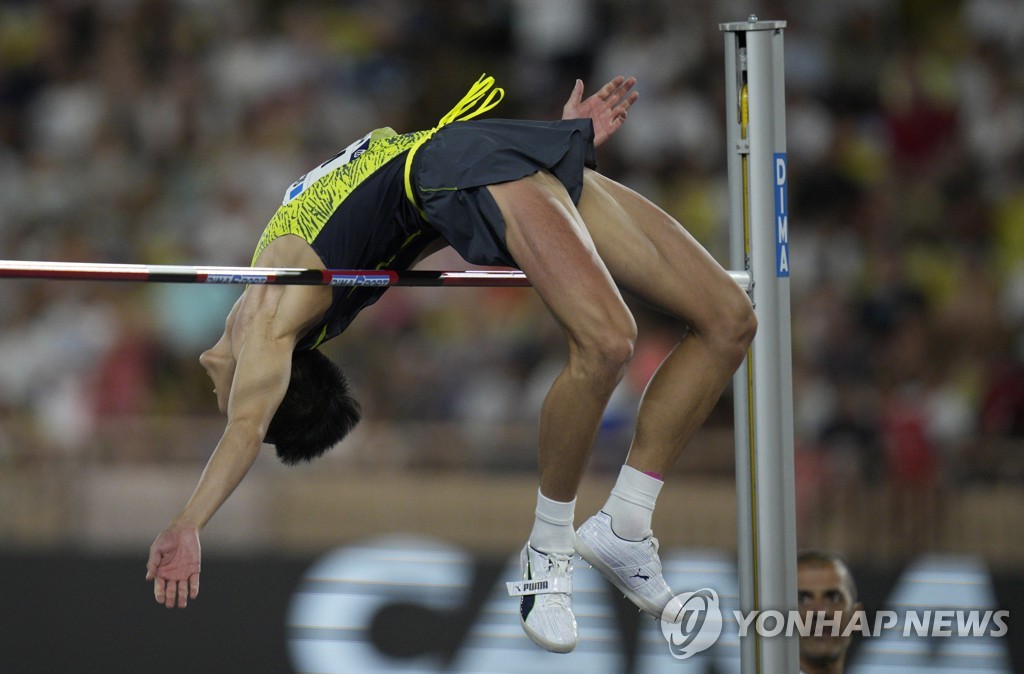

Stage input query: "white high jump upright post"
[{"left": 721, "top": 17, "right": 799, "bottom": 674}]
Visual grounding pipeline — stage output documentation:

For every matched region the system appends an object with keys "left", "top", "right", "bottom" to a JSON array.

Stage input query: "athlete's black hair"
[{"left": 265, "top": 349, "right": 361, "bottom": 465}]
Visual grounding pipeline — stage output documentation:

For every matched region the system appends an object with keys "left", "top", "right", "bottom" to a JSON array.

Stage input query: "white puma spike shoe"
[
  {"left": 575, "top": 511, "right": 675, "bottom": 617},
  {"left": 507, "top": 544, "right": 578, "bottom": 653}
]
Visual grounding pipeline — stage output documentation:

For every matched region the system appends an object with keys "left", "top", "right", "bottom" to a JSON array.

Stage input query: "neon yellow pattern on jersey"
[
  {"left": 252, "top": 74, "right": 504, "bottom": 263},
  {"left": 252, "top": 127, "right": 432, "bottom": 262}
]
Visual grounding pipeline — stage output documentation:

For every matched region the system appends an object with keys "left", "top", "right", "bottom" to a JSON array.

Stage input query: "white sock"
[
  {"left": 601, "top": 465, "right": 663, "bottom": 540},
  {"left": 528, "top": 489, "right": 576, "bottom": 554}
]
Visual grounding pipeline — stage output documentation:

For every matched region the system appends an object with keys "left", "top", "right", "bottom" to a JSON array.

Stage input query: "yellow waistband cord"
[{"left": 403, "top": 74, "right": 505, "bottom": 210}]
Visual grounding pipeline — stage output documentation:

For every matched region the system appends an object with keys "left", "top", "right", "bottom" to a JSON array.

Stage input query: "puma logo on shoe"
[{"left": 630, "top": 568, "right": 650, "bottom": 582}]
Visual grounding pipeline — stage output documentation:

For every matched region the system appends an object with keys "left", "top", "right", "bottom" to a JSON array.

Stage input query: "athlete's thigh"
[
  {"left": 486, "top": 172, "right": 634, "bottom": 342},
  {"left": 576, "top": 170, "right": 745, "bottom": 331}
]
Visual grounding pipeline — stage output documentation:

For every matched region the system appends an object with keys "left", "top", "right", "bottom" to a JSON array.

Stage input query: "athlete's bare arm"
[{"left": 146, "top": 239, "right": 331, "bottom": 608}]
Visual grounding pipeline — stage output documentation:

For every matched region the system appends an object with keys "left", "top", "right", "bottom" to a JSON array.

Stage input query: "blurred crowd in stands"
[{"left": 0, "top": 0, "right": 1022, "bottom": 516}]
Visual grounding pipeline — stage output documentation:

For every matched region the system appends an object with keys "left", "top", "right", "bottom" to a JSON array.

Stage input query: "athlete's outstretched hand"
[
  {"left": 562, "top": 76, "right": 638, "bottom": 148},
  {"left": 146, "top": 523, "right": 201, "bottom": 608}
]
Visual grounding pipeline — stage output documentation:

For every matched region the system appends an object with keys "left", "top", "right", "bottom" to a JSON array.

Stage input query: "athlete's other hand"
[
  {"left": 562, "top": 76, "right": 638, "bottom": 148},
  {"left": 146, "top": 523, "right": 201, "bottom": 608}
]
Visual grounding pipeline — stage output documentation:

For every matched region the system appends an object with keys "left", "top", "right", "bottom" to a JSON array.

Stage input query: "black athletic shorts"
[{"left": 410, "top": 118, "right": 597, "bottom": 267}]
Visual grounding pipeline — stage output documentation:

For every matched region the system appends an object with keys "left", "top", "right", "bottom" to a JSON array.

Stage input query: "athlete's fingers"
[
  {"left": 154, "top": 577, "right": 165, "bottom": 605},
  {"left": 164, "top": 579, "right": 177, "bottom": 608},
  {"left": 610, "top": 79, "right": 638, "bottom": 111},
  {"left": 571, "top": 79, "right": 584, "bottom": 106},
  {"left": 599, "top": 76, "right": 626, "bottom": 100},
  {"left": 177, "top": 580, "right": 188, "bottom": 608}
]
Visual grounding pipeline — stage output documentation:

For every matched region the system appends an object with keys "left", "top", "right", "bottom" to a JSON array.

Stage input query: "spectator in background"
[{"left": 798, "top": 549, "right": 862, "bottom": 674}]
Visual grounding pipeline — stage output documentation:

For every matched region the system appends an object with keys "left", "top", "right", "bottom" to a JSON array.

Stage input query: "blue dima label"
[{"left": 774, "top": 153, "right": 790, "bottom": 277}]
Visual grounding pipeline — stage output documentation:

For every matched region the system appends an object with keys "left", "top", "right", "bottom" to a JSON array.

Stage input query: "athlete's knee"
[
  {"left": 568, "top": 315, "right": 637, "bottom": 387},
  {"left": 706, "top": 287, "right": 757, "bottom": 368}
]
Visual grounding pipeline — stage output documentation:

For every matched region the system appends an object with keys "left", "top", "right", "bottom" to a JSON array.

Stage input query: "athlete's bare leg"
[
  {"left": 575, "top": 169, "right": 757, "bottom": 475},
  {"left": 489, "top": 166, "right": 754, "bottom": 499},
  {"left": 488, "top": 171, "right": 637, "bottom": 502}
]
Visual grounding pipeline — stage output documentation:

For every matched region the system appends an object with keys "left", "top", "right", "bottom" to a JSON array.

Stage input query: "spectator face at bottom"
[{"left": 797, "top": 557, "right": 861, "bottom": 672}]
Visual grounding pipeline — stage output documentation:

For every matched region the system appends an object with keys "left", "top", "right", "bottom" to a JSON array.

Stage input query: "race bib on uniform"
[{"left": 282, "top": 132, "right": 374, "bottom": 204}]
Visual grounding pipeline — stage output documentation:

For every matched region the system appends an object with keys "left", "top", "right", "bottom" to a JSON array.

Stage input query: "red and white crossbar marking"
[{"left": 0, "top": 260, "right": 531, "bottom": 287}]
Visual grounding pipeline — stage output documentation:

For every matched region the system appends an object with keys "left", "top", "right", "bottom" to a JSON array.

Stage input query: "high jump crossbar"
[
  {"left": 0, "top": 260, "right": 528, "bottom": 287},
  {"left": 722, "top": 16, "right": 799, "bottom": 674},
  {"left": 0, "top": 259, "right": 753, "bottom": 291}
]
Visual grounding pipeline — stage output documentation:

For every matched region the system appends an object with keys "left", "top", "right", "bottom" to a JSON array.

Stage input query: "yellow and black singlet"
[
  {"left": 251, "top": 76, "right": 507, "bottom": 351},
  {"left": 253, "top": 127, "right": 437, "bottom": 350}
]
